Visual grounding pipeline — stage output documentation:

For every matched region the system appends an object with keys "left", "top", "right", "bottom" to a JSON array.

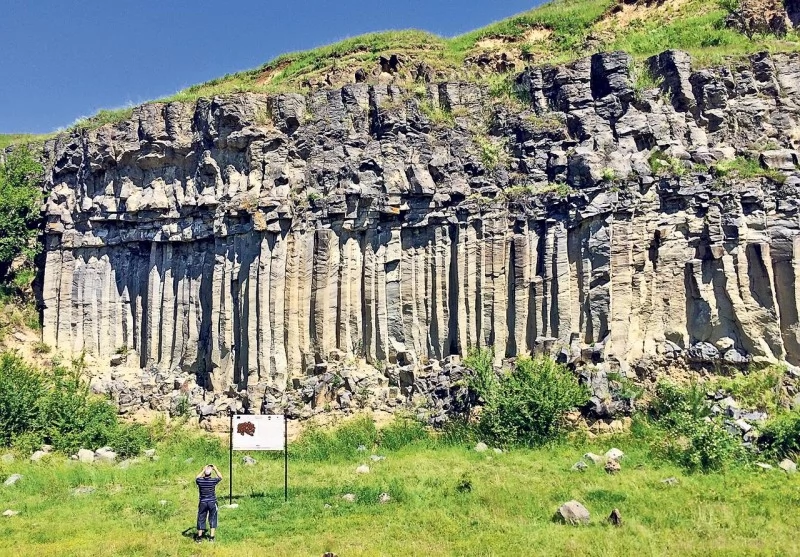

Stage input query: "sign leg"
[
  {"left": 229, "top": 411, "right": 233, "bottom": 505},
  {"left": 284, "top": 412, "right": 288, "bottom": 502}
]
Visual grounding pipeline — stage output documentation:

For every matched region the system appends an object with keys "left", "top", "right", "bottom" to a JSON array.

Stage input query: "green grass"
[
  {"left": 0, "top": 426, "right": 798, "bottom": 556},
  {"left": 0, "top": 134, "right": 55, "bottom": 151}
]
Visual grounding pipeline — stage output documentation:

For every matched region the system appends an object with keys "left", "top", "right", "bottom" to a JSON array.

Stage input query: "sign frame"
[{"left": 228, "top": 410, "right": 289, "bottom": 504}]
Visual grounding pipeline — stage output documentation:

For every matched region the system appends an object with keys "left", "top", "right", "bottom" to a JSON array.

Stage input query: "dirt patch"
[
  {"left": 523, "top": 27, "right": 553, "bottom": 43},
  {"left": 595, "top": 0, "right": 693, "bottom": 31}
]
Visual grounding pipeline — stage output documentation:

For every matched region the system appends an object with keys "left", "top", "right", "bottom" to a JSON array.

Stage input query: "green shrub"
[
  {"left": 110, "top": 424, "right": 153, "bottom": 458},
  {"left": 650, "top": 381, "right": 745, "bottom": 472},
  {"left": 0, "top": 352, "right": 45, "bottom": 445},
  {"left": 476, "top": 356, "right": 589, "bottom": 447},
  {"left": 463, "top": 346, "right": 496, "bottom": 404},
  {"left": 759, "top": 411, "right": 800, "bottom": 458},
  {"left": 0, "top": 351, "right": 153, "bottom": 456}
]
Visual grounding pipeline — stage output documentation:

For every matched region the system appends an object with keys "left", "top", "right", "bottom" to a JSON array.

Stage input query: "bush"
[
  {"left": 0, "top": 352, "right": 45, "bottom": 445},
  {"left": 759, "top": 411, "right": 800, "bottom": 458},
  {"left": 476, "top": 356, "right": 589, "bottom": 447},
  {"left": 0, "top": 351, "right": 152, "bottom": 456},
  {"left": 650, "top": 381, "right": 745, "bottom": 472}
]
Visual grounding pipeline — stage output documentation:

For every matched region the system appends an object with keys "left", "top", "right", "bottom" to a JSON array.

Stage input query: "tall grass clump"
[
  {"left": 292, "top": 416, "right": 379, "bottom": 461},
  {"left": 759, "top": 410, "right": 800, "bottom": 458}
]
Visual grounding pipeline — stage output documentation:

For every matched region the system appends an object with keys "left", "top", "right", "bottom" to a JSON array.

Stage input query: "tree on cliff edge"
[{"left": 0, "top": 147, "right": 43, "bottom": 282}]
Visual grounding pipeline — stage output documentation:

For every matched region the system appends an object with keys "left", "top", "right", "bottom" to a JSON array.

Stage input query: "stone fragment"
[
  {"left": 95, "top": 447, "right": 117, "bottom": 463},
  {"left": 605, "top": 459, "right": 621, "bottom": 474},
  {"left": 342, "top": 493, "right": 356, "bottom": 503},
  {"left": 779, "top": 459, "right": 797, "bottom": 473},
  {"left": 378, "top": 492, "right": 391, "bottom": 503},
  {"left": 584, "top": 453, "right": 604, "bottom": 465},
  {"left": 242, "top": 456, "right": 257, "bottom": 466},
  {"left": 2, "top": 510, "right": 18, "bottom": 517},
  {"left": 661, "top": 477, "right": 679, "bottom": 485},
  {"left": 604, "top": 448, "right": 624, "bottom": 461},
  {"left": 571, "top": 461, "right": 588, "bottom": 472},
  {"left": 30, "top": 451, "right": 46, "bottom": 462},
  {"left": 474, "top": 442, "right": 488, "bottom": 452},
  {"left": 77, "top": 449, "right": 95, "bottom": 463},
  {"left": 755, "top": 463, "right": 774, "bottom": 471},
  {"left": 355, "top": 465, "right": 370, "bottom": 474},
  {"left": 72, "top": 486, "right": 96, "bottom": 495},
  {"left": 608, "top": 508, "right": 623, "bottom": 527},
  {"left": 557, "top": 500, "right": 590, "bottom": 525},
  {"left": 3, "top": 474, "right": 22, "bottom": 487}
]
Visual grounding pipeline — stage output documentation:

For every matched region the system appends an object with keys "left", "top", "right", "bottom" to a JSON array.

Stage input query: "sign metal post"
[{"left": 229, "top": 412, "right": 289, "bottom": 504}]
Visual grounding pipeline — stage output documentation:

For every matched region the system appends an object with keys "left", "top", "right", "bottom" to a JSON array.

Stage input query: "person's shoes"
[
  {"left": 194, "top": 535, "right": 202, "bottom": 544},
  {"left": 208, "top": 536, "right": 215, "bottom": 543}
]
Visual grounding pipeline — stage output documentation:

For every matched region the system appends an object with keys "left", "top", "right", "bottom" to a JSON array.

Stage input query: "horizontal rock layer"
[{"left": 38, "top": 50, "right": 800, "bottom": 395}]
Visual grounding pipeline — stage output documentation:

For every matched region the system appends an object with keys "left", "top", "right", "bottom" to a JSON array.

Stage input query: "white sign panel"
[{"left": 232, "top": 415, "right": 285, "bottom": 451}]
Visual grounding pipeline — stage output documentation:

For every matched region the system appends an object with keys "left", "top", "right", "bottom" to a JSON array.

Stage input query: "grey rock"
[
  {"left": 779, "top": 459, "right": 797, "bottom": 473},
  {"left": 2, "top": 510, "right": 18, "bottom": 517},
  {"left": 77, "top": 449, "right": 95, "bottom": 463},
  {"left": 342, "top": 493, "right": 356, "bottom": 503},
  {"left": 0, "top": 454, "right": 13, "bottom": 464},
  {"left": 604, "top": 448, "right": 624, "bottom": 461},
  {"left": 72, "top": 486, "right": 96, "bottom": 495},
  {"left": 3, "top": 474, "right": 22, "bottom": 487},
  {"left": 755, "top": 462, "right": 774, "bottom": 471},
  {"left": 571, "top": 461, "right": 588, "bottom": 472},
  {"left": 242, "top": 456, "right": 257, "bottom": 466},
  {"left": 474, "top": 442, "right": 489, "bottom": 453},
  {"left": 584, "top": 452, "right": 604, "bottom": 465},
  {"left": 661, "top": 477, "right": 679, "bottom": 485},
  {"left": 557, "top": 500, "right": 590, "bottom": 525},
  {"left": 355, "top": 464, "right": 370, "bottom": 474},
  {"left": 687, "top": 342, "right": 719, "bottom": 363},
  {"left": 378, "top": 492, "right": 392, "bottom": 503},
  {"left": 30, "top": 451, "right": 47, "bottom": 462}
]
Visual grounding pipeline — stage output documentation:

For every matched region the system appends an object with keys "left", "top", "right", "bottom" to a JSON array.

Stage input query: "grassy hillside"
[
  {"left": 2, "top": 0, "right": 799, "bottom": 147},
  {"left": 1, "top": 424, "right": 798, "bottom": 557}
]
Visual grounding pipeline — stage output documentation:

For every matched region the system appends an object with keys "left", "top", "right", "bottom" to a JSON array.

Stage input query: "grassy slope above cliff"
[{"left": 2, "top": 0, "right": 799, "bottom": 145}]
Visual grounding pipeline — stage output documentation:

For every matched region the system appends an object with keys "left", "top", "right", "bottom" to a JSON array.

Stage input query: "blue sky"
[{"left": 0, "top": 0, "right": 543, "bottom": 134}]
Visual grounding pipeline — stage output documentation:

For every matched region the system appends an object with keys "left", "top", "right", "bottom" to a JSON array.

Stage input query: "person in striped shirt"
[{"left": 195, "top": 464, "right": 223, "bottom": 543}]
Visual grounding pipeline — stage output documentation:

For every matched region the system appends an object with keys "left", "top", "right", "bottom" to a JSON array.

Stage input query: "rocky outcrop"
[{"left": 37, "top": 50, "right": 800, "bottom": 414}]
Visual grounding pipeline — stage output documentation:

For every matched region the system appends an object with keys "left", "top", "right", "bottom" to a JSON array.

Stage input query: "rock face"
[{"left": 35, "top": 50, "right": 800, "bottom": 410}]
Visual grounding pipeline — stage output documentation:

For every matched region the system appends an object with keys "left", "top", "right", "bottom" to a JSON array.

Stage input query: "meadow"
[{"left": 1, "top": 419, "right": 798, "bottom": 557}]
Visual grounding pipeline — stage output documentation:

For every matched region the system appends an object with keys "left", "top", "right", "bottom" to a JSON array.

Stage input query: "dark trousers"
[{"left": 197, "top": 500, "right": 218, "bottom": 531}]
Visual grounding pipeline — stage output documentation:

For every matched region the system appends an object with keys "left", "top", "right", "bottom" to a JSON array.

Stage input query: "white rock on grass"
[
  {"left": 779, "top": 459, "right": 797, "bottom": 473},
  {"left": 378, "top": 493, "right": 391, "bottom": 504},
  {"left": 571, "top": 461, "right": 588, "bottom": 472},
  {"left": 242, "top": 456, "right": 257, "bottom": 466},
  {"left": 584, "top": 453, "right": 604, "bottom": 465},
  {"left": 222, "top": 503, "right": 239, "bottom": 509},
  {"left": 342, "top": 493, "right": 356, "bottom": 503},
  {"left": 30, "top": 451, "right": 47, "bottom": 462},
  {"left": 756, "top": 462, "right": 774, "bottom": 471},
  {"left": 355, "top": 465, "right": 370, "bottom": 474},
  {"left": 94, "top": 447, "right": 117, "bottom": 463},
  {"left": 72, "top": 486, "right": 96, "bottom": 495},
  {"left": 474, "top": 442, "right": 488, "bottom": 452},
  {"left": 2, "top": 510, "right": 18, "bottom": 517},
  {"left": 3, "top": 474, "right": 22, "bottom": 487},
  {"left": 493, "top": 448, "right": 503, "bottom": 454},
  {"left": 604, "top": 448, "right": 624, "bottom": 461},
  {"left": 1, "top": 454, "right": 14, "bottom": 464},
  {"left": 370, "top": 455, "right": 386, "bottom": 462},
  {"left": 144, "top": 449, "right": 156, "bottom": 458},
  {"left": 557, "top": 500, "right": 590, "bottom": 525},
  {"left": 77, "top": 449, "right": 95, "bottom": 463}
]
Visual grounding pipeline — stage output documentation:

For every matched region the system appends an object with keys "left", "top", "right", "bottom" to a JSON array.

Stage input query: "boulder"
[
  {"left": 94, "top": 447, "right": 117, "bottom": 463},
  {"left": 571, "top": 461, "right": 588, "bottom": 472},
  {"left": 342, "top": 493, "right": 357, "bottom": 503},
  {"left": 77, "top": 449, "right": 95, "bottom": 463},
  {"left": 474, "top": 442, "right": 488, "bottom": 452},
  {"left": 557, "top": 500, "right": 590, "bottom": 525},
  {"left": 687, "top": 342, "right": 719, "bottom": 363},
  {"left": 779, "top": 459, "right": 797, "bottom": 473},
  {"left": 2, "top": 510, "right": 18, "bottom": 517},
  {"left": 584, "top": 452, "right": 604, "bottom": 465},
  {"left": 604, "top": 448, "right": 624, "bottom": 461},
  {"left": 30, "top": 451, "right": 47, "bottom": 462},
  {"left": 355, "top": 465, "right": 370, "bottom": 474},
  {"left": 605, "top": 459, "right": 621, "bottom": 474},
  {"left": 378, "top": 492, "right": 392, "bottom": 503}
]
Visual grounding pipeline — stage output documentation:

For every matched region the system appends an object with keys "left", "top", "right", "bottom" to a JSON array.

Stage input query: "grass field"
[{"left": 1, "top": 422, "right": 798, "bottom": 557}]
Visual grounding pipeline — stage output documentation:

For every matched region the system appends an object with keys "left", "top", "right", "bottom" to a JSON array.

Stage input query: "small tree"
[
  {"left": 477, "top": 356, "right": 588, "bottom": 447},
  {"left": 0, "top": 147, "right": 43, "bottom": 280}
]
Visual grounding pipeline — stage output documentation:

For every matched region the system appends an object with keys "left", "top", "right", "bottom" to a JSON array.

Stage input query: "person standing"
[{"left": 195, "top": 464, "right": 223, "bottom": 543}]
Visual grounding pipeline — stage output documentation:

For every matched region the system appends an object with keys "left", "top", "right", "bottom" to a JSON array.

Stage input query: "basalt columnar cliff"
[{"left": 33, "top": 48, "right": 800, "bottom": 417}]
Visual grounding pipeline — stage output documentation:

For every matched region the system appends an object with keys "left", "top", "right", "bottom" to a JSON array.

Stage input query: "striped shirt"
[{"left": 196, "top": 476, "right": 221, "bottom": 502}]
